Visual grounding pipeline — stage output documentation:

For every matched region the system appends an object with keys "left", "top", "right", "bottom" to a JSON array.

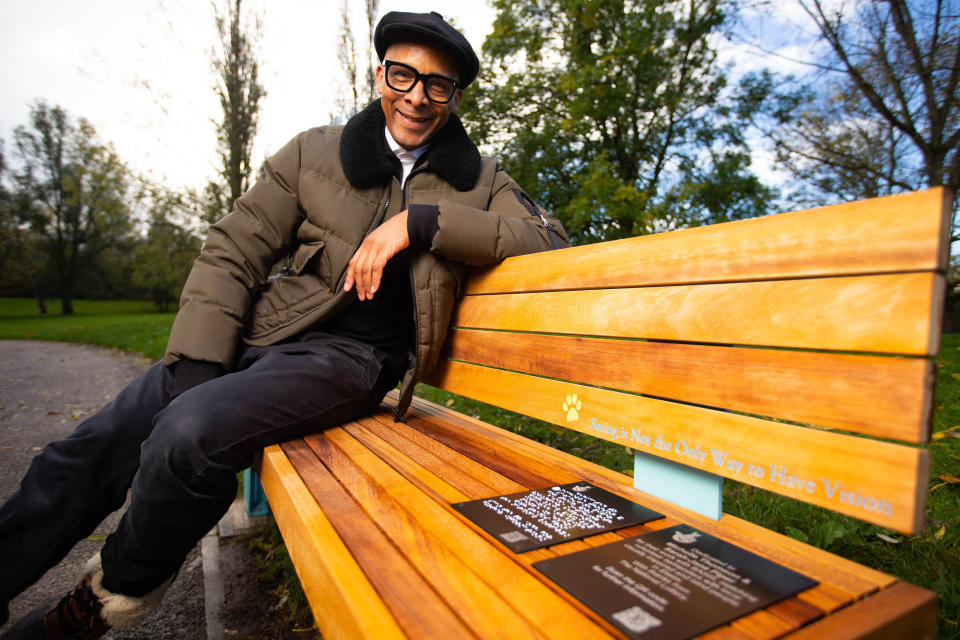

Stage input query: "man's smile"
[{"left": 397, "top": 110, "right": 433, "bottom": 126}]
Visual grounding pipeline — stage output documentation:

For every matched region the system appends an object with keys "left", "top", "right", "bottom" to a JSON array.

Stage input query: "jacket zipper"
[
  {"left": 395, "top": 170, "right": 421, "bottom": 422},
  {"left": 335, "top": 192, "right": 392, "bottom": 295}
]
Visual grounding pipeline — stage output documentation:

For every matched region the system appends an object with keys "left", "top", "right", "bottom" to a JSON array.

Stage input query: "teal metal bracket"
[
  {"left": 633, "top": 449, "right": 723, "bottom": 520},
  {"left": 243, "top": 467, "right": 270, "bottom": 516}
]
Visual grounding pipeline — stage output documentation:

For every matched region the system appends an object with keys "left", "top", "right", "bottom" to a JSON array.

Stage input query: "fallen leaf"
[
  {"left": 933, "top": 426, "right": 960, "bottom": 440},
  {"left": 937, "top": 475, "right": 960, "bottom": 484},
  {"left": 935, "top": 525, "right": 947, "bottom": 540},
  {"left": 876, "top": 533, "right": 902, "bottom": 544}
]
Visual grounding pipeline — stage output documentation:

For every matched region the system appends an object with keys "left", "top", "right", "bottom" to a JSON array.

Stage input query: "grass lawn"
[
  {"left": 2, "top": 297, "right": 958, "bottom": 637},
  {"left": 0, "top": 298, "right": 174, "bottom": 361}
]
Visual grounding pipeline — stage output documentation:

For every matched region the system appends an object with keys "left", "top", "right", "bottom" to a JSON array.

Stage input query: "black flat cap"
[{"left": 374, "top": 11, "right": 479, "bottom": 87}]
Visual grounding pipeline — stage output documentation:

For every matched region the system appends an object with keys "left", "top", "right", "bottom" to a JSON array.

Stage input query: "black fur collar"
[{"left": 340, "top": 99, "right": 482, "bottom": 192}]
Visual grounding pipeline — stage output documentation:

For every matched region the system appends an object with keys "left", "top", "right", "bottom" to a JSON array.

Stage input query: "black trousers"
[{"left": 0, "top": 331, "right": 401, "bottom": 604}]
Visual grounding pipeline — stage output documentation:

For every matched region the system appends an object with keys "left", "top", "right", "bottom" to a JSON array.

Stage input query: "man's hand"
[{"left": 344, "top": 211, "right": 409, "bottom": 301}]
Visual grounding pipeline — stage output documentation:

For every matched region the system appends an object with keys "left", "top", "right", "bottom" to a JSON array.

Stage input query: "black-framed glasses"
[{"left": 383, "top": 60, "right": 459, "bottom": 104}]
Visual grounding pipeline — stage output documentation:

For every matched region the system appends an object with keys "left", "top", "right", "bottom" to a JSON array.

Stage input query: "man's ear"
[
  {"left": 375, "top": 64, "right": 385, "bottom": 96},
  {"left": 450, "top": 89, "right": 463, "bottom": 113}
]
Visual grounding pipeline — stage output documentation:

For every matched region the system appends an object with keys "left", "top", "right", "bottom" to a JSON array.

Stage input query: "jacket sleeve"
[
  {"left": 163, "top": 134, "right": 306, "bottom": 368},
  {"left": 426, "top": 162, "right": 569, "bottom": 265}
]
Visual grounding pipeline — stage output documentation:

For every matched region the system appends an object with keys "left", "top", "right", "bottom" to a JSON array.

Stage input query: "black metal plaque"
[
  {"left": 451, "top": 482, "right": 663, "bottom": 553},
  {"left": 533, "top": 524, "right": 818, "bottom": 640}
]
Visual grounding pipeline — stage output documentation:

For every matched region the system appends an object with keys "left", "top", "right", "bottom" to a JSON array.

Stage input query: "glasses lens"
[
  {"left": 385, "top": 62, "right": 456, "bottom": 103},
  {"left": 386, "top": 64, "right": 416, "bottom": 91},
  {"left": 425, "top": 77, "right": 455, "bottom": 102}
]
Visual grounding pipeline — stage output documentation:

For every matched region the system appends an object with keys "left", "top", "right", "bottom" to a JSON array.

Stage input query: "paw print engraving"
[{"left": 562, "top": 394, "right": 582, "bottom": 422}]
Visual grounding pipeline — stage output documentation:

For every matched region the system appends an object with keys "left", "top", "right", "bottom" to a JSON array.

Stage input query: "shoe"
[
  {"left": 44, "top": 573, "right": 111, "bottom": 640},
  {"left": 0, "top": 574, "right": 107, "bottom": 640},
  {"left": 0, "top": 567, "right": 171, "bottom": 640}
]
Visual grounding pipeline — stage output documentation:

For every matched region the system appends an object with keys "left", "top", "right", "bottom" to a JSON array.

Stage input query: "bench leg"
[{"left": 243, "top": 468, "right": 269, "bottom": 516}]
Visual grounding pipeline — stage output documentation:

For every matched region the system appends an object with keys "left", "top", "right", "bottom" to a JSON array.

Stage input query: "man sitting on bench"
[{"left": 0, "top": 11, "right": 567, "bottom": 640}]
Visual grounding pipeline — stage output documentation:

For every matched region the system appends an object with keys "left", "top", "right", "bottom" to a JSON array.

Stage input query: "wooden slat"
[
  {"left": 423, "top": 361, "right": 930, "bottom": 534},
  {"left": 312, "top": 427, "right": 615, "bottom": 640},
  {"left": 796, "top": 585, "right": 855, "bottom": 614},
  {"left": 443, "top": 329, "right": 933, "bottom": 441},
  {"left": 464, "top": 188, "right": 951, "bottom": 295},
  {"left": 351, "top": 415, "right": 523, "bottom": 497},
  {"left": 281, "top": 438, "right": 477, "bottom": 640},
  {"left": 342, "top": 420, "right": 473, "bottom": 502},
  {"left": 453, "top": 273, "right": 943, "bottom": 356},
  {"left": 301, "top": 431, "right": 551, "bottom": 640},
  {"left": 730, "top": 609, "right": 795, "bottom": 639},
  {"left": 698, "top": 627, "right": 756, "bottom": 639},
  {"left": 258, "top": 445, "right": 407, "bottom": 640},
  {"left": 766, "top": 597, "right": 825, "bottom": 628},
  {"left": 786, "top": 582, "right": 937, "bottom": 639},
  {"left": 404, "top": 394, "right": 901, "bottom": 595}
]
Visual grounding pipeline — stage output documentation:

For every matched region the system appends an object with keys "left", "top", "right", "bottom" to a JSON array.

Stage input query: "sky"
[
  {"left": 0, "top": 0, "right": 821, "bottom": 194},
  {"left": 0, "top": 0, "right": 498, "bottom": 191}
]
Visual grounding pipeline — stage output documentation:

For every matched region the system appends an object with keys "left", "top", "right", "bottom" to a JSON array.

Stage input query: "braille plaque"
[
  {"left": 534, "top": 524, "right": 818, "bottom": 640},
  {"left": 451, "top": 482, "right": 663, "bottom": 553}
]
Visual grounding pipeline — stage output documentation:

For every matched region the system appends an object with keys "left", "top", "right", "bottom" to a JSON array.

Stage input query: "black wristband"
[{"left": 407, "top": 204, "right": 440, "bottom": 250}]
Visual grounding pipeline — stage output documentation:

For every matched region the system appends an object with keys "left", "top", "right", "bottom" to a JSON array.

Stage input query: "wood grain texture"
[
  {"left": 424, "top": 361, "right": 930, "bottom": 534},
  {"left": 766, "top": 597, "right": 824, "bottom": 628},
  {"left": 441, "top": 329, "right": 933, "bottom": 441},
  {"left": 464, "top": 187, "right": 952, "bottom": 295},
  {"left": 785, "top": 582, "right": 937, "bottom": 639},
  {"left": 730, "top": 609, "right": 795, "bottom": 639},
  {"left": 280, "top": 438, "right": 476, "bottom": 639},
  {"left": 255, "top": 186, "right": 951, "bottom": 639},
  {"left": 309, "top": 427, "right": 613, "bottom": 639},
  {"left": 453, "top": 273, "right": 943, "bottom": 356},
  {"left": 404, "top": 395, "right": 897, "bottom": 595},
  {"left": 258, "top": 444, "right": 407, "bottom": 640}
]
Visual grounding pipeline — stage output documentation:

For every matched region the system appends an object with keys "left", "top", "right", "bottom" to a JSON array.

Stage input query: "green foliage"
[
  {"left": 130, "top": 188, "right": 202, "bottom": 312},
  {"left": 0, "top": 298, "right": 173, "bottom": 360},
  {"left": 10, "top": 102, "right": 133, "bottom": 313},
  {"left": 460, "top": 0, "right": 777, "bottom": 244},
  {"left": 243, "top": 522, "right": 316, "bottom": 634}
]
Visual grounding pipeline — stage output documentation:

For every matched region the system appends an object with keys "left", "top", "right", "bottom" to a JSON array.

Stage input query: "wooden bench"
[{"left": 259, "top": 188, "right": 950, "bottom": 639}]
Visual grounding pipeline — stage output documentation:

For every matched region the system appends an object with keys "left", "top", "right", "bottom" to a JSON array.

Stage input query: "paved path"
[
  {"left": 0, "top": 341, "right": 299, "bottom": 639},
  {"left": 0, "top": 341, "right": 209, "bottom": 638}
]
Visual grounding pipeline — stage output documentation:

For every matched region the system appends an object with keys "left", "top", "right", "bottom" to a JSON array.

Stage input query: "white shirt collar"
[{"left": 384, "top": 126, "right": 429, "bottom": 187}]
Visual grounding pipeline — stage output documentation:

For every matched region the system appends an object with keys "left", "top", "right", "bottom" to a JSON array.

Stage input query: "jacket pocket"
[{"left": 290, "top": 240, "right": 325, "bottom": 275}]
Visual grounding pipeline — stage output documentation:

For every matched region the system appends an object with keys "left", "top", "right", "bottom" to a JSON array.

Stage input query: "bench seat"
[
  {"left": 261, "top": 396, "right": 937, "bottom": 639},
  {"left": 260, "top": 188, "right": 950, "bottom": 639}
]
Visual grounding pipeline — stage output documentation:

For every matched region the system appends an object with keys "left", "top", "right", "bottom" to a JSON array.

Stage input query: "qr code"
[
  {"left": 499, "top": 531, "right": 529, "bottom": 544},
  {"left": 612, "top": 606, "right": 662, "bottom": 634}
]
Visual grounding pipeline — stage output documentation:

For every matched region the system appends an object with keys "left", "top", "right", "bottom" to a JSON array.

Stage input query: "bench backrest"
[{"left": 423, "top": 188, "right": 953, "bottom": 535}]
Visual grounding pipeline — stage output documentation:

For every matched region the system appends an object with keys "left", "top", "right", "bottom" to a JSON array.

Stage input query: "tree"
[
  {"left": 743, "top": 0, "right": 958, "bottom": 209},
  {"left": 333, "top": 0, "right": 380, "bottom": 120},
  {"left": 11, "top": 102, "right": 132, "bottom": 314},
  {"left": 207, "top": 0, "right": 266, "bottom": 223},
  {"left": 460, "top": 0, "right": 776, "bottom": 244},
  {"left": 130, "top": 187, "right": 202, "bottom": 312}
]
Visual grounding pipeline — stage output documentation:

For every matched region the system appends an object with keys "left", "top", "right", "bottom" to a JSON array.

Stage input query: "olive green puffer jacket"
[{"left": 164, "top": 100, "right": 568, "bottom": 417}]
